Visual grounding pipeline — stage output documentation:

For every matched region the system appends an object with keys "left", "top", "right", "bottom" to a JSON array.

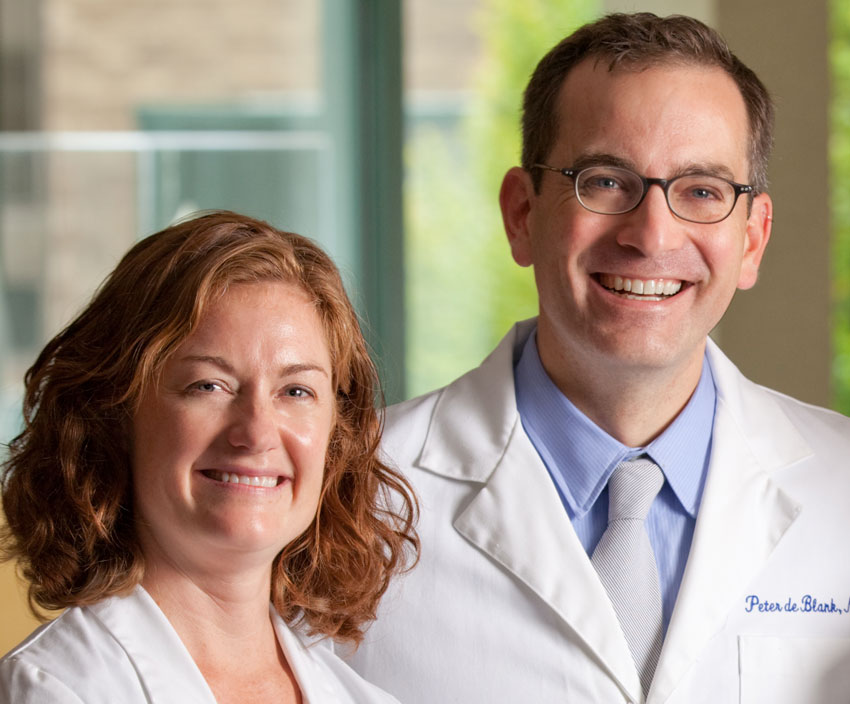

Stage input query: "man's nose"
[
  {"left": 227, "top": 396, "right": 279, "bottom": 453},
  {"left": 615, "top": 183, "right": 687, "bottom": 255}
]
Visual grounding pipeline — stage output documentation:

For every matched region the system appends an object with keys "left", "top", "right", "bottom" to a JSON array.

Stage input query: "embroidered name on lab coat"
[{"left": 745, "top": 595, "right": 850, "bottom": 614}]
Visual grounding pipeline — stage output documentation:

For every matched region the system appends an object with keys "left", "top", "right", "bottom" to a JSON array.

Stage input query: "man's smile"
[{"left": 596, "top": 273, "right": 685, "bottom": 301}]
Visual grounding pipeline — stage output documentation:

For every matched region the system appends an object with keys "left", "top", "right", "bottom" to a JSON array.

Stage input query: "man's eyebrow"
[
  {"left": 176, "top": 355, "right": 329, "bottom": 377},
  {"left": 570, "top": 153, "right": 738, "bottom": 180},
  {"left": 671, "top": 162, "right": 738, "bottom": 180},
  {"left": 570, "top": 153, "right": 635, "bottom": 170}
]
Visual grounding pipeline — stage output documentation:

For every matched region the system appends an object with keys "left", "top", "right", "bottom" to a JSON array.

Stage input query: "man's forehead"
[
  {"left": 556, "top": 57, "right": 743, "bottom": 112},
  {"left": 550, "top": 59, "right": 751, "bottom": 175}
]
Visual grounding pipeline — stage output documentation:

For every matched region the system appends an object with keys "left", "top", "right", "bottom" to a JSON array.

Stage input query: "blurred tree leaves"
[{"left": 404, "top": 0, "right": 597, "bottom": 398}]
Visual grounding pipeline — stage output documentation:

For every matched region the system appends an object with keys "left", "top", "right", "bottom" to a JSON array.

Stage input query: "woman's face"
[{"left": 131, "top": 281, "right": 335, "bottom": 580}]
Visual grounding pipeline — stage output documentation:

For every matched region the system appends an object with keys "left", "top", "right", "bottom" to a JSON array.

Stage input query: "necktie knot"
[{"left": 607, "top": 457, "right": 665, "bottom": 523}]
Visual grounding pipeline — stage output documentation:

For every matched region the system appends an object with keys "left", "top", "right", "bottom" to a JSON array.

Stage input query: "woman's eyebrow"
[
  {"left": 176, "top": 355, "right": 329, "bottom": 378},
  {"left": 176, "top": 354, "right": 234, "bottom": 373},
  {"left": 277, "top": 363, "right": 329, "bottom": 378}
]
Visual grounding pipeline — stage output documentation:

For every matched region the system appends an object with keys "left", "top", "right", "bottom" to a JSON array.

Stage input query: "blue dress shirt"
[{"left": 514, "top": 330, "right": 715, "bottom": 628}]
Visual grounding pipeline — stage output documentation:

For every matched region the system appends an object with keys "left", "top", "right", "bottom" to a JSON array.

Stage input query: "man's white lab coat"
[{"left": 351, "top": 319, "right": 850, "bottom": 704}]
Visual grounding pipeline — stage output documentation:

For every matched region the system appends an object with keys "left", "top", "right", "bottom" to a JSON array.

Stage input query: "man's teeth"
[
  {"left": 208, "top": 471, "right": 279, "bottom": 488},
  {"left": 599, "top": 274, "right": 682, "bottom": 297}
]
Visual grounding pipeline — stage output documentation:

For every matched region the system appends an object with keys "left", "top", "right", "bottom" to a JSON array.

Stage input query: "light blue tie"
[{"left": 591, "top": 457, "right": 665, "bottom": 696}]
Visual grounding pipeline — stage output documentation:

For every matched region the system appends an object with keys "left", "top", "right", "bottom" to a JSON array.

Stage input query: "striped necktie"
[{"left": 591, "top": 457, "right": 665, "bottom": 696}]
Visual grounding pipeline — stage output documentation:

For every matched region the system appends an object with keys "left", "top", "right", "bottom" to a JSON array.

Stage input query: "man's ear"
[
  {"left": 737, "top": 192, "right": 772, "bottom": 290},
  {"left": 499, "top": 166, "right": 536, "bottom": 267}
]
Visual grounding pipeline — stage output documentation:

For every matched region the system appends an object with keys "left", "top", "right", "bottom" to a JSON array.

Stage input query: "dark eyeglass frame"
[{"left": 531, "top": 163, "right": 754, "bottom": 224}]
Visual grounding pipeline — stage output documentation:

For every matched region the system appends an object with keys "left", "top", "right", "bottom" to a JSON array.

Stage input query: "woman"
[{"left": 0, "top": 211, "right": 418, "bottom": 703}]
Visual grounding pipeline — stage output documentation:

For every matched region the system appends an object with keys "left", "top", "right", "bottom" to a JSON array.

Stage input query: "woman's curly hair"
[{"left": 0, "top": 210, "right": 418, "bottom": 645}]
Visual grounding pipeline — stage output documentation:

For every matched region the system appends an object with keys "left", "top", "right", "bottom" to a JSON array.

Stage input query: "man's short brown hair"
[{"left": 522, "top": 12, "right": 774, "bottom": 193}]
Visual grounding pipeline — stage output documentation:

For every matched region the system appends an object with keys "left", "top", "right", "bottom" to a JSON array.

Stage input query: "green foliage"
[
  {"left": 831, "top": 0, "right": 850, "bottom": 412},
  {"left": 405, "top": 0, "right": 598, "bottom": 398}
]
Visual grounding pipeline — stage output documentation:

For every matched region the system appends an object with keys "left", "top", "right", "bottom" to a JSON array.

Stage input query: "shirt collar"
[{"left": 514, "top": 329, "right": 714, "bottom": 520}]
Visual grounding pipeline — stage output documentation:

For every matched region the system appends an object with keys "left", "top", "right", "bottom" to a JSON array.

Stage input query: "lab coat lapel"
[
  {"left": 418, "top": 321, "right": 642, "bottom": 700},
  {"left": 452, "top": 420, "right": 644, "bottom": 700},
  {"left": 648, "top": 343, "right": 807, "bottom": 703}
]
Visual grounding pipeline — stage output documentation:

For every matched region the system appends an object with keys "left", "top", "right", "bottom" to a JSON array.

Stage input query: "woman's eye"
[
  {"left": 284, "top": 386, "right": 313, "bottom": 399},
  {"left": 189, "top": 381, "right": 221, "bottom": 393}
]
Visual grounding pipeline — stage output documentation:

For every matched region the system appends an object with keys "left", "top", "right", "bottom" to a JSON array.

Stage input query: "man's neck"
[{"left": 537, "top": 331, "right": 706, "bottom": 448}]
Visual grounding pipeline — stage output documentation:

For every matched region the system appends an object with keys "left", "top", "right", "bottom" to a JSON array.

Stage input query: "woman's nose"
[{"left": 226, "top": 397, "right": 279, "bottom": 453}]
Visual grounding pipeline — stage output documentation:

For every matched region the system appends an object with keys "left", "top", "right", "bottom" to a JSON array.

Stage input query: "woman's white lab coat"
[{"left": 0, "top": 586, "right": 396, "bottom": 704}]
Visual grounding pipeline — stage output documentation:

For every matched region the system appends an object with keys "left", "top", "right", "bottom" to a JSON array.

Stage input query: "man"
[{"left": 351, "top": 13, "right": 850, "bottom": 704}]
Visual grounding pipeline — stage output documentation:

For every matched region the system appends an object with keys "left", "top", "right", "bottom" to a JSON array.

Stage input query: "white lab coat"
[
  {"left": 0, "top": 586, "right": 399, "bottom": 704},
  {"left": 351, "top": 320, "right": 850, "bottom": 704}
]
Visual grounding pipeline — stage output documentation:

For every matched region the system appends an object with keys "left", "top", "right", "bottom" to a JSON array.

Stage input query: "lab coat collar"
[
  {"left": 89, "top": 586, "right": 217, "bottom": 703},
  {"left": 417, "top": 319, "right": 534, "bottom": 483},
  {"left": 90, "top": 587, "right": 359, "bottom": 704}
]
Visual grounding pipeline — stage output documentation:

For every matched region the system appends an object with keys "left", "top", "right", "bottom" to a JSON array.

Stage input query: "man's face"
[{"left": 503, "top": 59, "right": 771, "bottom": 389}]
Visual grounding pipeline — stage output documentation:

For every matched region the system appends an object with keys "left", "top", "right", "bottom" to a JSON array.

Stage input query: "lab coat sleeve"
[{"left": 0, "top": 657, "right": 86, "bottom": 704}]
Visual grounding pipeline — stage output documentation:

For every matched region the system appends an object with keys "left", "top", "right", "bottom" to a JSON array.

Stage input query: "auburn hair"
[{"left": 1, "top": 210, "right": 418, "bottom": 645}]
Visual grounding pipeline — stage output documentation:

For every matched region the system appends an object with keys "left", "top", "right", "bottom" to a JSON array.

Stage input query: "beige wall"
[
  {"left": 0, "top": 556, "right": 42, "bottom": 654},
  {"left": 716, "top": 0, "right": 831, "bottom": 405}
]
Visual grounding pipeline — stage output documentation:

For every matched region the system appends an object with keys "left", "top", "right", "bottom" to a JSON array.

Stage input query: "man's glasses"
[{"left": 532, "top": 164, "right": 754, "bottom": 224}]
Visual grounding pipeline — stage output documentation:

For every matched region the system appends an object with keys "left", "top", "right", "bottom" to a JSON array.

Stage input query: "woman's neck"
[{"left": 141, "top": 562, "right": 302, "bottom": 704}]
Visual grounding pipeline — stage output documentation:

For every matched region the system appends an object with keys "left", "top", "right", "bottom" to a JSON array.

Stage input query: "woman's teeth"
[{"left": 206, "top": 471, "right": 279, "bottom": 488}]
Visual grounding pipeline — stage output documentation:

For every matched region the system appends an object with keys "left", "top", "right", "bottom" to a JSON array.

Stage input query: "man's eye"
[
  {"left": 587, "top": 175, "right": 622, "bottom": 190},
  {"left": 674, "top": 175, "right": 729, "bottom": 202},
  {"left": 682, "top": 185, "right": 723, "bottom": 201}
]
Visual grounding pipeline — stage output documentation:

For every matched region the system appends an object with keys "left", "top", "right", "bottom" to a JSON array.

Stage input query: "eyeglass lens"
[{"left": 575, "top": 166, "right": 738, "bottom": 223}]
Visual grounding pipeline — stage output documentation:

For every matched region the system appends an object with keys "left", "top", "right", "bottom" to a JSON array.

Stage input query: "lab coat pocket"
[{"left": 738, "top": 634, "right": 850, "bottom": 703}]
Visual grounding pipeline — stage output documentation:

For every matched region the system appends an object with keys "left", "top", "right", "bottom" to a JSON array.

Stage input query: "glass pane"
[
  {"left": 41, "top": 0, "right": 319, "bottom": 130},
  {"left": 0, "top": 0, "right": 328, "bottom": 447},
  {"left": 403, "top": 0, "right": 599, "bottom": 398}
]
